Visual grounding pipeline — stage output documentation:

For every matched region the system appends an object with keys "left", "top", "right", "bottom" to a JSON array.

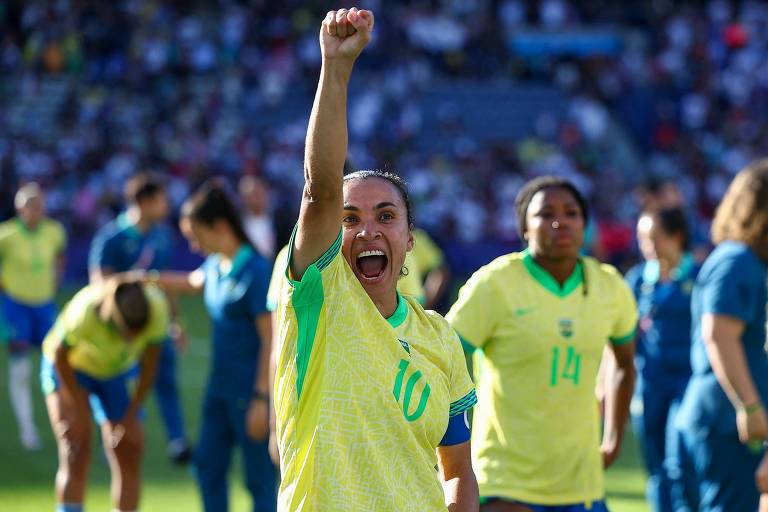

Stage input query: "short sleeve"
[
  {"left": 267, "top": 245, "right": 289, "bottom": 312},
  {"left": 446, "top": 326, "right": 476, "bottom": 416},
  {"left": 446, "top": 267, "right": 501, "bottom": 348},
  {"left": 247, "top": 258, "right": 271, "bottom": 318},
  {"left": 700, "top": 252, "right": 759, "bottom": 324},
  {"left": 609, "top": 273, "right": 638, "bottom": 345},
  {"left": 88, "top": 227, "right": 117, "bottom": 272}
]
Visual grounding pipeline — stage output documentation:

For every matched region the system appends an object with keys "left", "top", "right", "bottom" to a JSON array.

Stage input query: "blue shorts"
[
  {"left": 40, "top": 357, "right": 140, "bottom": 425},
  {"left": 2, "top": 294, "right": 57, "bottom": 346},
  {"left": 482, "top": 498, "right": 609, "bottom": 512}
]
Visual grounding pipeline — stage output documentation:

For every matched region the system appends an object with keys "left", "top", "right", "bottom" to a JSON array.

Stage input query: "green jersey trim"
[
  {"left": 609, "top": 328, "right": 637, "bottom": 346},
  {"left": 449, "top": 389, "right": 477, "bottom": 417},
  {"left": 386, "top": 292, "right": 408, "bottom": 328},
  {"left": 286, "top": 227, "right": 342, "bottom": 400},
  {"left": 226, "top": 244, "right": 254, "bottom": 277},
  {"left": 458, "top": 333, "right": 477, "bottom": 354},
  {"left": 522, "top": 249, "right": 583, "bottom": 298}
]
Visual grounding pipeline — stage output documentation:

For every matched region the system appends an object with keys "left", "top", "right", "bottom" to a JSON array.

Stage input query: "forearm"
[
  {"left": 442, "top": 472, "right": 479, "bottom": 512},
  {"left": 128, "top": 345, "right": 161, "bottom": 415},
  {"left": 707, "top": 337, "right": 760, "bottom": 408},
  {"left": 54, "top": 346, "right": 87, "bottom": 405},
  {"left": 603, "top": 358, "right": 635, "bottom": 448},
  {"left": 153, "top": 271, "right": 202, "bottom": 295}
]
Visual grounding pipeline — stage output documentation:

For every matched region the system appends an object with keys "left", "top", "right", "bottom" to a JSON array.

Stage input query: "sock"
[
  {"left": 56, "top": 503, "right": 83, "bottom": 512},
  {"left": 9, "top": 355, "right": 37, "bottom": 439}
]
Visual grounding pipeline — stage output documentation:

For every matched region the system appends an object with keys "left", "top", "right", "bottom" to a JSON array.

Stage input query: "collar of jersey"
[
  {"left": 217, "top": 244, "right": 253, "bottom": 278},
  {"left": 522, "top": 248, "right": 583, "bottom": 298},
  {"left": 15, "top": 217, "right": 39, "bottom": 235},
  {"left": 117, "top": 212, "right": 144, "bottom": 239},
  {"left": 642, "top": 251, "right": 695, "bottom": 286},
  {"left": 386, "top": 292, "right": 408, "bottom": 328}
]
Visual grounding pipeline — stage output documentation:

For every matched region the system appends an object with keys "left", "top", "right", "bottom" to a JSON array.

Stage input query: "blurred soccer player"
[
  {"left": 397, "top": 228, "right": 451, "bottom": 310},
  {"left": 625, "top": 208, "right": 699, "bottom": 511},
  {"left": 89, "top": 173, "right": 191, "bottom": 464},
  {"left": 142, "top": 180, "right": 275, "bottom": 512},
  {"left": 41, "top": 277, "right": 169, "bottom": 512},
  {"left": 676, "top": 159, "right": 768, "bottom": 511},
  {"left": 273, "top": 8, "right": 477, "bottom": 510},
  {"left": 239, "top": 175, "right": 276, "bottom": 260},
  {"left": 0, "top": 182, "right": 66, "bottom": 450},
  {"left": 447, "top": 176, "right": 637, "bottom": 512}
]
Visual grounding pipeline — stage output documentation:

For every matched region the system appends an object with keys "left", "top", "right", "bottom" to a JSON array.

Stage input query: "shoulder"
[
  {"left": 145, "top": 284, "right": 170, "bottom": 320},
  {"left": 584, "top": 256, "right": 633, "bottom": 294},
  {"left": 472, "top": 252, "right": 525, "bottom": 281},
  {"left": 624, "top": 262, "right": 644, "bottom": 288},
  {"left": 43, "top": 218, "right": 66, "bottom": 236},
  {"left": 701, "top": 242, "right": 764, "bottom": 280},
  {"left": 407, "top": 297, "right": 458, "bottom": 342},
  {"left": 247, "top": 249, "right": 272, "bottom": 274},
  {"left": 92, "top": 219, "right": 122, "bottom": 243},
  {"left": 62, "top": 285, "right": 100, "bottom": 326}
]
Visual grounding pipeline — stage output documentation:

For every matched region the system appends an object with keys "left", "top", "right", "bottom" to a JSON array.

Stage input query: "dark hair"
[
  {"left": 644, "top": 207, "right": 690, "bottom": 250},
  {"left": 343, "top": 169, "right": 414, "bottom": 228},
  {"left": 515, "top": 176, "right": 589, "bottom": 237},
  {"left": 125, "top": 172, "right": 165, "bottom": 205},
  {"left": 114, "top": 282, "right": 150, "bottom": 332},
  {"left": 182, "top": 179, "right": 253, "bottom": 247}
]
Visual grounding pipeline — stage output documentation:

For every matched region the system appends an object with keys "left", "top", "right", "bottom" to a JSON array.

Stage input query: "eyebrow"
[{"left": 343, "top": 202, "right": 398, "bottom": 211}]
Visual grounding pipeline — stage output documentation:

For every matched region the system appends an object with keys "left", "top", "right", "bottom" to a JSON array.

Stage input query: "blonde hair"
[{"left": 711, "top": 158, "right": 768, "bottom": 261}]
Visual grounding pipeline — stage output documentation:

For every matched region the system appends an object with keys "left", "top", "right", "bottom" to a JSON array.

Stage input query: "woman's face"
[
  {"left": 179, "top": 217, "right": 205, "bottom": 255},
  {"left": 525, "top": 186, "right": 585, "bottom": 261},
  {"left": 636, "top": 214, "right": 682, "bottom": 263},
  {"left": 341, "top": 178, "right": 414, "bottom": 301},
  {"left": 188, "top": 218, "right": 221, "bottom": 255}
]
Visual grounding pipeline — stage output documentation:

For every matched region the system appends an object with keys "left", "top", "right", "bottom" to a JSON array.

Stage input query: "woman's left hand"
[{"left": 246, "top": 397, "right": 269, "bottom": 441}]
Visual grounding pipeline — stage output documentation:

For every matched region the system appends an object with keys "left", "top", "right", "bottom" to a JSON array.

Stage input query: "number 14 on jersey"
[{"left": 550, "top": 345, "right": 581, "bottom": 386}]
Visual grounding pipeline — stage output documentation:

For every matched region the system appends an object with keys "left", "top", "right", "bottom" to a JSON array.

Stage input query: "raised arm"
[{"left": 291, "top": 8, "right": 374, "bottom": 280}]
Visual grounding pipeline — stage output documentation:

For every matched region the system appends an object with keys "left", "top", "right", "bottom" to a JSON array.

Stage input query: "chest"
[
  {"left": 117, "top": 232, "right": 169, "bottom": 270},
  {"left": 7, "top": 232, "right": 58, "bottom": 269},
  {"left": 204, "top": 270, "right": 254, "bottom": 321},
  {"left": 636, "top": 279, "right": 694, "bottom": 321}
]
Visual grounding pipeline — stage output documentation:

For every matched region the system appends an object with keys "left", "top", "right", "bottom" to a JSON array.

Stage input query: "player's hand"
[
  {"left": 246, "top": 397, "right": 269, "bottom": 441},
  {"left": 169, "top": 322, "right": 188, "bottom": 353},
  {"left": 600, "top": 438, "right": 621, "bottom": 468},
  {"left": 268, "top": 429, "right": 280, "bottom": 466},
  {"left": 110, "top": 413, "right": 142, "bottom": 449},
  {"left": 320, "top": 8, "right": 374, "bottom": 62},
  {"left": 757, "top": 452, "right": 768, "bottom": 493},
  {"left": 737, "top": 405, "right": 768, "bottom": 443}
]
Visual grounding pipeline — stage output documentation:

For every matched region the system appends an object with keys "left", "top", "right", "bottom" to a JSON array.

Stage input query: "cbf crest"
[{"left": 558, "top": 318, "right": 574, "bottom": 339}]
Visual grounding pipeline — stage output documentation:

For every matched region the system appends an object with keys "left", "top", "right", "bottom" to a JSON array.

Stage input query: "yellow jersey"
[
  {"left": 0, "top": 218, "right": 66, "bottom": 305},
  {"left": 42, "top": 283, "right": 169, "bottom": 379},
  {"left": 274, "top": 231, "right": 475, "bottom": 511},
  {"left": 446, "top": 250, "right": 637, "bottom": 505},
  {"left": 398, "top": 228, "right": 445, "bottom": 303},
  {"left": 266, "top": 244, "right": 289, "bottom": 312}
]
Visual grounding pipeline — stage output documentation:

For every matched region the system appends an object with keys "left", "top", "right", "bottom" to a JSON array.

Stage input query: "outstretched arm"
[{"left": 291, "top": 8, "right": 374, "bottom": 280}]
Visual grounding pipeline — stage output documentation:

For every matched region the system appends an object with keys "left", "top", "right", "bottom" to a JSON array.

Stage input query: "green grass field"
[{"left": 0, "top": 291, "right": 650, "bottom": 511}]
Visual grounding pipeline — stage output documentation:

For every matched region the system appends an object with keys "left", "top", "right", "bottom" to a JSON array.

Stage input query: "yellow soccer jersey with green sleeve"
[
  {"left": 42, "top": 283, "right": 170, "bottom": 379},
  {"left": 0, "top": 218, "right": 66, "bottom": 305},
  {"left": 398, "top": 228, "right": 445, "bottom": 302},
  {"left": 266, "top": 244, "right": 289, "bottom": 312},
  {"left": 274, "top": 232, "right": 476, "bottom": 512},
  {"left": 446, "top": 250, "right": 637, "bottom": 505}
]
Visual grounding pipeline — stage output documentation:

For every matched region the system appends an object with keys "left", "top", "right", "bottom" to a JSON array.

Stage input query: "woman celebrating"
[
  {"left": 625, "top": 207, "right": 699, "bottom": 512},
  {"left": 142, "top": 180, "right": 276, "bottom": 512},
  {"left": 273, "top": 8, "right": 477, "bottom": 511},
  {"left": 676, "top": 160, "right": 768, "bottom": 511},
  {"left": 447, "top": 176, "right": 638, "bottom": 512},
  {"left": 42, "top": 277, "right": 168, "bottom": 512}
]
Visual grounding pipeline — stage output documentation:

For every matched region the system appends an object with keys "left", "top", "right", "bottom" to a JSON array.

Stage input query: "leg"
[
  {"left": 232, "top": 395, "right": 276, "bottom": 512},
  {"left": 152, "top": 338, "right": 189, "bottom": 463},
  {"left": 195, "top": 395, "right": 235, "bottom": 512},
  {"left": 45, "top": 389, "right": 93, "bottom": 507},
  {"left": 665, "top": 401, "right": 698, "bottom": 512},
  {"left": 101, "top": 418, "right": 144, "bottom": 511},
  {"left": 6, "top": 297, "right": 40, "bottom": 449},
  {"left": 633, "top": 382, "right": 673, "bottom": 512}
]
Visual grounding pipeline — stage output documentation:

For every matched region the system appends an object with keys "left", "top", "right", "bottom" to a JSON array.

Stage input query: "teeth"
[{"left": 358, "top": 250, "right": 385, "bottom": 259}]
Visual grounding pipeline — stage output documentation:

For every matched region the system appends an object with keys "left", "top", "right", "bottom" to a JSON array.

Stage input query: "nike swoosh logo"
[{"left": 514, "top": 306, "right": 536, "bottom": 316}]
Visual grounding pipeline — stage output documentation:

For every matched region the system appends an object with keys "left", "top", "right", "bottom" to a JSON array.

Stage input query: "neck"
[
  {"left": 19, "top": 217, "right": 39, "bottom": 231},
  {"left": 218, "top": 236, "right": 243, "bottom": 261},
  {"left": 372, "top": 290, "right": 398, "bottom": 319},
  {"left": 126, "top": 206, "right": 152, "bottom": 232},
  {"left": 658, "top": 251, "right": 683, "bottom": 280},
  {"left": 531, "top": 252, "right": 578, "bottom": 286}
]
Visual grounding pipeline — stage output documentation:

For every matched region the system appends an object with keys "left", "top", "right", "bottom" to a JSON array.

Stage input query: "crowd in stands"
[{"left": 2, "top": 0, "right": 768, "bottom": 274}]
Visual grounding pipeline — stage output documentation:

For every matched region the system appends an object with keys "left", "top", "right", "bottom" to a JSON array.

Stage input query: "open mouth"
[{"left": 356, "top": 249, "right": 388, "bottom": 281}]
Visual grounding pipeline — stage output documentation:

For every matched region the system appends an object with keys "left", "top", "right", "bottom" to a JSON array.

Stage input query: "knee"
[{"left": 58, "top": 431, "right": 92, "bottom": 474}]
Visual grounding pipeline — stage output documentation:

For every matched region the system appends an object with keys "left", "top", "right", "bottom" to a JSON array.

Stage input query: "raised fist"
[{"left": 320, "top": 7, "right": 374, "bottom": 61}]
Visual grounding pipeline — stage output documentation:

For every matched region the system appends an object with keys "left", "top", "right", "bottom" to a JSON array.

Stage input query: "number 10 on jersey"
[{"left": 550, "top": 345, "right": 581, "bottom": 386}]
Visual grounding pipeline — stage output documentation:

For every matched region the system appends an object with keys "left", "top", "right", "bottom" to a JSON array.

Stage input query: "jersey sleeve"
[
  {"left": 88, "top": 227, "right": 117, "bottom": 272},
  {"left": 267, "top": 245, "right": 289, "bottom": 312},
  {"left": 446, "top": 325, "right": 477, "bottom": 417},
  {"left": 145, "top": 285, "right": 170, "bottom": 344},
  {"left": 286, "top": 226, "right": 342, "bottom": 290},
  {"left": 609, "top": 272, "right": 638, "bottom": 345},
  {"left": 446, "top": 266, "right": 501, "bottom": 348},
  {"left": 700, "top": 251, "right": 760, "bottom": 323}
]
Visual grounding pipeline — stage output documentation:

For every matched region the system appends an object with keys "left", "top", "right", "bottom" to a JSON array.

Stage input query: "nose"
[{"left": 356, "top": 219, "right": 382, "bottom": 240}]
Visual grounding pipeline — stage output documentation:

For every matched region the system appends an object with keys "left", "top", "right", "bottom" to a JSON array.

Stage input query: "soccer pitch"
[{"left": 0, "top": 292, "right": 649, "bottom": 511}]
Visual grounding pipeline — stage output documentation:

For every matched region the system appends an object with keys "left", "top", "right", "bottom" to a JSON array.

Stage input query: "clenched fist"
[{"left": 320, "top": 8, "right": 374, "bottom": 62}]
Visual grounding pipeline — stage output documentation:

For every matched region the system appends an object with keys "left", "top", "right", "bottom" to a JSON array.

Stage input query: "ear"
[{"left": 406, "top": 226, "right": 415, "bottom": 252}]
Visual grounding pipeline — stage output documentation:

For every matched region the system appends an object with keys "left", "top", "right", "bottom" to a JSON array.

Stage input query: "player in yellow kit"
[
  {"left": 0, "top": 182, "right": 66, "bottom": 450},
  {"left": 41, "top": 277, "right": 169, "bottom": 512},
  {"left": 273, "top": 8, "right": 477, "bottom": 511},
  {"left": 398, "top": 228, "right": 451, "bottom": 309},
  {"left": 447, "top": 176, "right": 638, "bottom": 512}
]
